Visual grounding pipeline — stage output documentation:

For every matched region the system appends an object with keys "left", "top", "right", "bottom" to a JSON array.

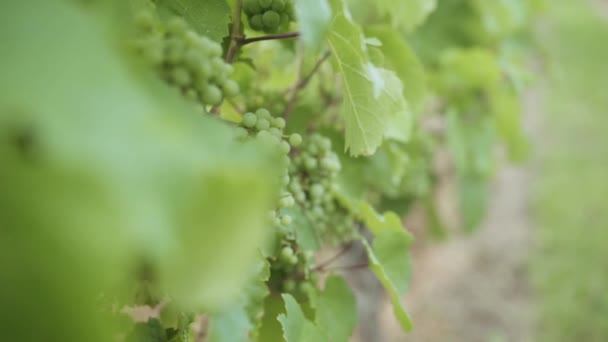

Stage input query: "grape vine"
[{"left": 0, "top": 0, "right": 539, "bottom": 341}]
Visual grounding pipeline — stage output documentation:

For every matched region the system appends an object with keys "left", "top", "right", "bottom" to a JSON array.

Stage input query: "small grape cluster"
[
  {"left": 235, "top": 108, "right": 303, "bottom": 237},
  {"left": 134, "top": 13, "right": 239, "bottom": 106},
  {"left": 290, "top": 134, "right": 356, "bottom": 244},
  {"left": 268, "top": 242, "right": 317, "bottom": 299},
  {"left": 243, "top": 0, "right": 295, "bottom": 33}
]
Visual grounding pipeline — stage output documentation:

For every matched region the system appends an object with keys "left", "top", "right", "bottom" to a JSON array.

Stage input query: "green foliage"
[
  {"left": 0, "top": 0, "right": 539, "bottom": 339},
  {"left": 153, "top": 0, "right": 231, "bottom": 43},
  {"left": 327, "top": 0, "right": 412, "bottom": 156}
]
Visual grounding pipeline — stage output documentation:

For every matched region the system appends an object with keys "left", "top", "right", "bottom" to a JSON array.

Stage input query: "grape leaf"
[
  {"left": 257, "top": 295, "right": 286, "bottom": 342},
  {"left": 364, "top": 26, "right": 427, "bottom": 112},
  {"left": 0, "top": 2, "right": 280, "bottom": 340},
  {"left": 358, "top": 203, "right": 414, "bottom": 244},
  {"left": 360, "top": 231, "right": 413, "bottom": 332},
  {"left": 154, "top": 0, "right": 231, "bottom": 43},
  {"left": 295, "top": 0, "right": 332, "bottom": 51},
  {"left": 278, "top": 295, "right": 328, "bottom": 341},
  {"left": 375, "top": 0, "right": 437, "bottom": 32},
  {"left": 327, "top": 0, "right": 412, "bottom": 156},
  {"left": 207, "top": 306, "right": 251, "bottom": 342},
  {"left": 312, "top": 276, "right": 357, "bottom": 342}
]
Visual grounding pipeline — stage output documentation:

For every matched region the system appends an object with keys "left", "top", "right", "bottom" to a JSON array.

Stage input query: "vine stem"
[
  {"left": 225, "top": 0, "right": 244, "bottom": 64},
  {"left": 238, "top": 32, "right": 300, "bottom": 46},
  {"left": 313, "top": 243, "right": 353, "bottom": 272},
  {"left": 318, "top": 263, "right": 369, "bottom": 273},
  {"left": 282, "top": 50, "right": 332, "bottom": 119}
]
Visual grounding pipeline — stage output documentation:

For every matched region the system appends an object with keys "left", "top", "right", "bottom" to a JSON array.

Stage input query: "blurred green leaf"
[
  {"left": 360, "top": 231, "right": 413, "bottom": 332},
  {"left": 295, "top": 0, "right": 332, "bottom": 51},
  {"left": 154, "top": 0, "right": 231, "bottom": 43},
  {"left": 312, "top": 276, "right": 357, "bottom": 342},
  {"left": 278, "top": 294, "right": 328, "bottom": 341}
]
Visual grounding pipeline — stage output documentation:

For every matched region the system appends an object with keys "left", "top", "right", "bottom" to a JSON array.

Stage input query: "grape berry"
[{"left": 244, "top": 0, "right": 295, "bottom": 33}]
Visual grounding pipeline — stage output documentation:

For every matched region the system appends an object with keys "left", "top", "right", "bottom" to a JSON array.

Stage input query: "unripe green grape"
[
  {"left": 256, "top": 108, "right": 272, "bottom": 120},
  {"left": 166, "top": 17, "right": 188, "bottom": 35},
  {"left": 280, "top": 215, "right": 292, "bottom": 226},
  {"left": 135, "top": 12, "right": 155, "bottom": 31},
  {"left": 299, "top": 282, "right": 313, "bottom": 294},
  {"left": 310, "top": 184, "right": 324, "bottom": 198},
  {"left": 249, "top": 14, "right": 264, "bottom": 31},
  {"left": 269, "top": 127, "right": 283, "bottom": 138},
  {"left": 272, "top": 0, "right": 285, "bottom": 11},
  {"left": 256, "top": 118, "right": 271, "bottom": 131},
  {"left": 283, "top": 174, "right": 290, "bottom": 186},
  {"left": 262, "top": 11, "right": 281, "bottom": 29},
  {"left": 272, "top": 117, "right": 286, "bottom": 129},
  {"left": 244, "top": 0, "right": 262, "bottom": 15},
  {"left": 202, "top": 84, "right": 222, "bottom": 105},
  {"left": 235, "top": 127, "right": 249, "bottom": 140},
  {"left": 208, "top": 41, "right": 223, "bottom": 57},
  {"left": 284, "top": 279, "right": 296, "bottom": 292},
  {"left": 242, "top": 112, "right": 257, "bottom": 128},
  {"left": 171, "top": 67, "right": 191, "bottom": 86},
  {"left": 280, "top": 141, "right": 291, "bottom": 154},
  {"left": 222, "top": 80, "right": 240, "bottom": 97},
  {"left": 280, "top": 12, "right": 290, "bottom": 26},
  {"left": 304, "top": 157, "right": 317, "bottom": 170},
  {"left": 281, "top": 246, "right": 294, "bottom": 260},
  {"left": 259, "top": 0, "right": 273, "bottom": 9},
  {"left": 289, "top": 133, "right": 302, "bottom": 146},
  {"left": 185, "top": 89, "right": 198, "bottom": 102}
]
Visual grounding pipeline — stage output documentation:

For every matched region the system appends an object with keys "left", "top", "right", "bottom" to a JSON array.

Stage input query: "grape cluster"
[
  {"left": 134, "top": 13, "right": 239, "bottom": 106},
  {"left": 243, "top": 0, "right": 295, "bottom": 33},
  {"left": 235, "top": 108, "right": 303, "bottom": 237},
  {"left": 268, "top": 242, "right": 317, "bottom": 299},
  {"left": 289, "top": 134, "right": 356, "bottom": 244}
]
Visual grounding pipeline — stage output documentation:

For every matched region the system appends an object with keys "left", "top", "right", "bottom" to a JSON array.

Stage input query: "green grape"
[
  {"left": 289, "top": 133, "right": 302, "bottom": 146},
  {"left": 280, "top": 246, "right": 294, "bottom": 260},
  {"left": 280, "top": 215, "right": 292, "bottom": 226},
  {"left": 259, "top": 0, "right": 273, "bottom": 9},
  {"left": 272, "top": 0, "right": 285, "bottom": 11},
  {"left": 272, "top": 117, "right": 286, "bottom": 129},
  {"left": 250, "top": 14, "right": 264, "bottom": 31},
  {"left": 242, "top": 112, "right": 257, "bottom": 128},
  {"left": 135, "top": 14, "right": 238, "bottom": 106},
  {"left": 280, "top": 141, "right": 291, "bottom": 154},
  {"left": 235, "top": 127, "right": 249, "bottom": 140},
  {"left": 262, "top": 11, "right": 281, "bottom": 29},
  {"left": 166, "top": 17, "right": 188, "bottom": 35},
  {"left": 222, "top": 80, "right": 240, "bottom": 97},
  {"left": 202, "top": 84, "right": 222, "bottom": 105},
  {"left": 256, "top": 108, "right": 271, "bottom": 119},
  {"left": 310, "top": 184, "right": 324, "bottom": 199},
  {"left": 269, "top": 127, "right": 283, "bottom": 138},
  {"left": 171, "top": 67, "right": 191, "bottom": 86},
  {"left": 256, "top": 118, "right": 271, "bottom": 131},
  {"left": 244, "top": 0, "right": 262, "bottom": 15},
  {"left": 280, "top": 13, "right": 290, "bottom": 26}
]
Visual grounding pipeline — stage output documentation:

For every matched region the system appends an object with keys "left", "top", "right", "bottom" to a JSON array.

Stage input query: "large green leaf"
[
  {"left": 278, "top": 295, "right": 328, "bottom": 341},
  {"left": 312, "top": 276, "right": 357, "bottom": 342},
  {"left": 376, "top": 0, "right": 437, "bottom": 33},
  {"left": 154, "top": 0, "right": 231, "bottom": 43},
  {"left": 208, "top": 306, "right": 252, "bottom": 342},
  {"left": 364, "top": 26, "right": 427, "bottom": 112},
  {"left": 327, "top": 0, "right": 411, "bottom": 156},
  {"left": 0, "top": 1, "right": 280, "bottom": 340},
  {"left": 361, "top": 231, "right": 413, "bottom": 332},
  {"left": 295, "top": 0, "right": 332, "bottom": 51}
]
